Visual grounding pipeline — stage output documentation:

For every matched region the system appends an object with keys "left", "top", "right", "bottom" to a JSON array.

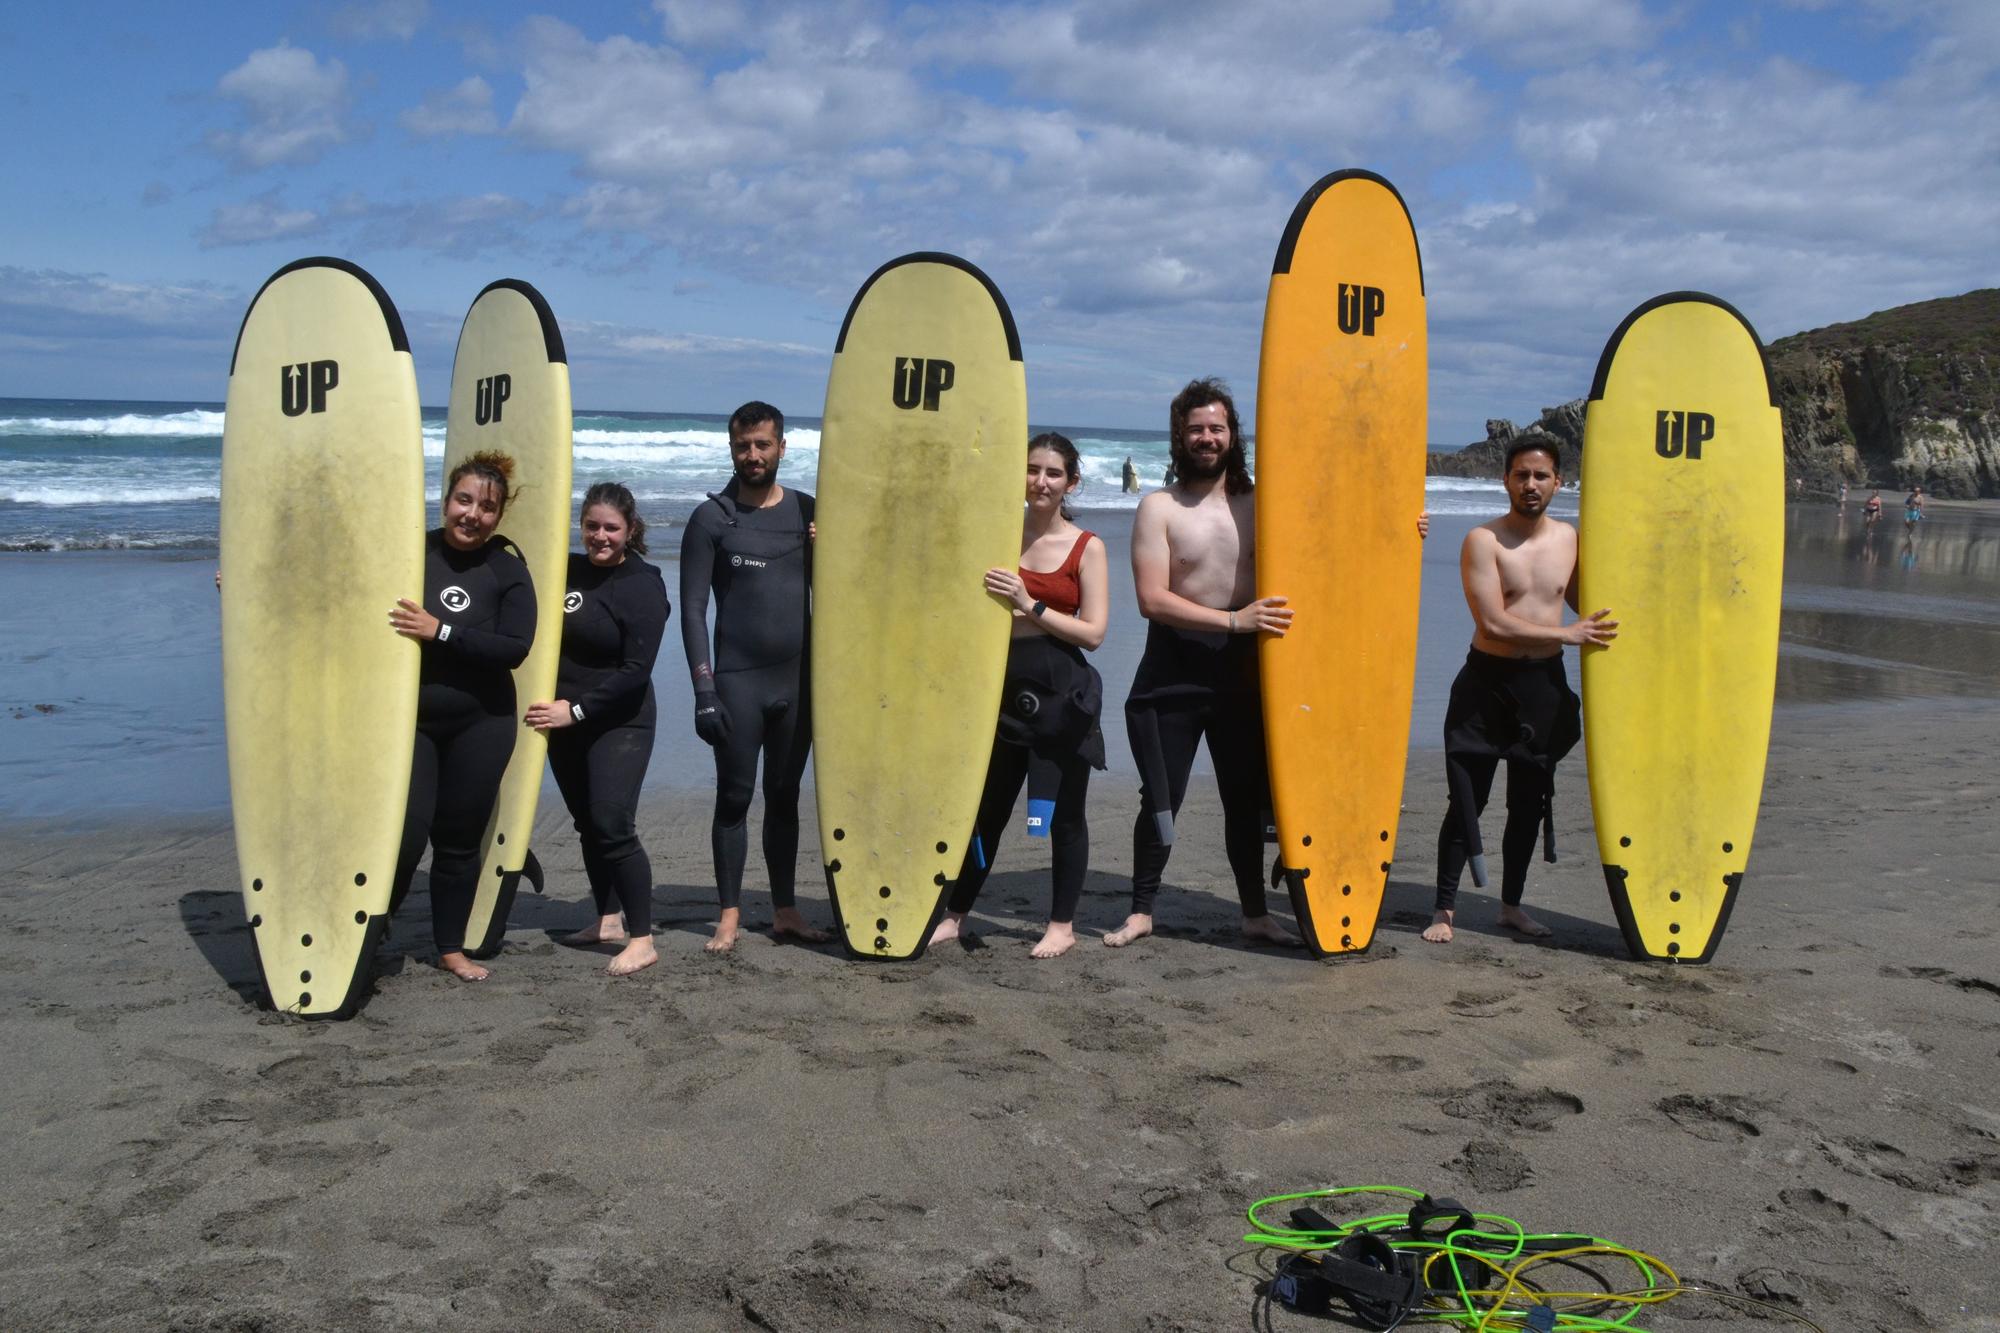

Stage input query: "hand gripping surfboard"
[
  {"left": 221, "top": 257, "right": 423, "bottom": 1017},
  {"left": 1581, "top": 293, "right": 1784, "bottom": 962},
  {"left": 813, "top": 253, "right": 1027, "bottom": 958},
  {"left": 444, "top": 280, "right": 573, "bottom": 959},
  {"left": 1256, "top": 170, "right": 1428, "bottom": 955}
]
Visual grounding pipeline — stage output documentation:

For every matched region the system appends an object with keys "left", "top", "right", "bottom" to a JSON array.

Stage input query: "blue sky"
[{"left": 1, "top": 0, "right": 1993, "bottom": 440}]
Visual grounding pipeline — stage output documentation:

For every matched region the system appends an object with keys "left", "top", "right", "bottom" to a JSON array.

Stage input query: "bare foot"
[
  {"left": 564, "top": 914, "right": 628, "bottom": 946},
  {"left": 772, "top": 906, "right": 830, "bottom": 943},
  {"left": 1498, "top": 905, "right": 1553, "bottom": 938},
  {"left": 438, "top": 951, "right": 490, "bottom": 981},
  {"left": 1103, "top": 913, "right": 1153, "bottom": 947},
  {"left": 1030, "top": 921, "right": 1076, "bottom": 958},
  {"left": 1241, "top": 914, "right": 1300, "bottom": 947},
  {"left": 1421, "top": 910, "right": 1455, "bottom": 943},
  {"left": 928, "top": 913, "right": 966, "bottom": 947},
  {"left": 607, "top": 936, "right": 659, "bottom": 976},
  {"left": 705, "top": 908, "right": 740, "bottom": 954}
]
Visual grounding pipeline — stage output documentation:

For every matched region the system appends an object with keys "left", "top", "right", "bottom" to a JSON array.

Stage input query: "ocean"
[
  {"left": 7, "top": 396, "right": 1998, "bottom": 820},
  {"left": 0, "top": 396, "right": 1548, "bottom": 551}
]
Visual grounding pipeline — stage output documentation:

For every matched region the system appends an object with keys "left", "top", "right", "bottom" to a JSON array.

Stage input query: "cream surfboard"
[
  {"left": 222, "top": 257, "right": 423, "bottom": 1018},
  {"left": 1257, "top": 169, "right": 1428, "bottom": 955},
  {"left": 1581, "top": 292, "right": 1784, "bottom": 962},
  {"left": 444, "top": 279, "right": 573, "bottom": 958},
  {"left": 813, "top": 253, "right": 1027, "bottom": 958}
]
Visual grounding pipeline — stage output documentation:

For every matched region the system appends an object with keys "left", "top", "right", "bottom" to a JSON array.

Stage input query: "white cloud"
[
  {"left": 400, "top": 76, "right": 499, "bottom": 136},
  {"left": 198, "top": 193, "right": 324, "bottom": 248},
  {"left": 208, "top": 43, "right": 352, "bottom": 169},
  {"left": 1441, "top": 0, "right": 1649, "bottom": 65}
]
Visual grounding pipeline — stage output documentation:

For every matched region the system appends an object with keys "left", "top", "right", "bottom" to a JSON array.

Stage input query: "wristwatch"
[{"left": 1031, "top": 600, "right": 1048, "bottom": 618}]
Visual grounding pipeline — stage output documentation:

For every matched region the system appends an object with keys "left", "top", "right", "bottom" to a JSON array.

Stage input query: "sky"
[{"left": 0, "top": 0, "right": 1994, "bottom": 441}]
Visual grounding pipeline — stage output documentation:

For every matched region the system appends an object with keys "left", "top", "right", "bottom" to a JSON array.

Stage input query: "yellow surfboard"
[
  {"left": 1581, "top": 293, "right": 1784, "bottom": 962},
  {"left": 1256, "top": 170, "right": 1428, "bottom": 955},
  {"left": 222, "top": 257, "right": 423, "bottom": 1017},
  {"left": 813, "top": 253, "right": 1027, "bottom": 958},
  {"left": 443, "top": 280, "right": 574, "bottom": 958}
]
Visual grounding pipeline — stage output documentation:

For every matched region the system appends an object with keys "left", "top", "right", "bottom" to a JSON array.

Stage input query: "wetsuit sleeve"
[
  {"left": 437, "top": 554, "right": 536, "bottom": 670},
  {"left": 679, "top": 506, "right": 718, "bottom": 685},
  {"left": 574, "top": 564, "right": 670, "bottom": 717}
]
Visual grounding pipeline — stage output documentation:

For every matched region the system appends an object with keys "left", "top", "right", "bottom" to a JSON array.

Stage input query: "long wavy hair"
[{"left": 1169, "top": 377, "right": 1252, "bottom": 495}]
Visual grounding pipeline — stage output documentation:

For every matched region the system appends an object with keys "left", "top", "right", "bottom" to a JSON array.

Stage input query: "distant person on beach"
[
  {"left": 1838, "top": 480, "right": 1849, "bottom": 506},
  {"left": 1106, "top": 379, "right": 1428, "bottom": 949},
  {"left": 388, "top": 451, "right": 536, "bottom": 982},
  {"left": 526, "top": 483, "right": 671, "bottom": 977},
  {"left": 929, "top": 433, "right": 1108, "bottom": 958},
  {"left": 1122, "top": 455, "right": 1140, "bottom": 493},
  {"left": 680, "top": 402, "right": 830, "bottom": 952},
  {"left": 1904, "top": 485, "right": 1926, "bottom": 529},
  {"left": 1423, "top": 440, "right": 1613, "bottom": 945},
  {"left": 1864, "top": 489, "right": 1882, "bottom": 526}
]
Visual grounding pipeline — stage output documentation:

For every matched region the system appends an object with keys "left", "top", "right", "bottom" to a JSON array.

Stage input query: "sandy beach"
[
  {"left": 2, "top": 500, "right": 1998, "bottom": 1328},
  {"left": 3, "top": 684, "right": 1998, "bottom": 1328}
]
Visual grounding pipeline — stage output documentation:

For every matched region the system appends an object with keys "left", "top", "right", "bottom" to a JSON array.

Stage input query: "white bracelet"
[{"left": 1228, "top": 609, "right": 1238, "bottom": 634}]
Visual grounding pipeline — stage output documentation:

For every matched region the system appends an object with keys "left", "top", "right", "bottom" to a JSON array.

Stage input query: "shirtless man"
[
  {"left": 1423, "top": 437, "right": 1615, "bottom": 944},
  {"left": 1105, "top": 378, "right": 1295, "bottom": 948}
]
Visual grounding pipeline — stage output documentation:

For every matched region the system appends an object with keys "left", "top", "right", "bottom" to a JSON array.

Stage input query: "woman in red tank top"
[{"left": 929, "top": 433, "right": 1110, "bottom": 958}]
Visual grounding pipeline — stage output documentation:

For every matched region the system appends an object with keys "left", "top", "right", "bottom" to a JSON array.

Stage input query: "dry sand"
[{"left": 2, "top": 698, "right": 1997, "bottom": 1330}]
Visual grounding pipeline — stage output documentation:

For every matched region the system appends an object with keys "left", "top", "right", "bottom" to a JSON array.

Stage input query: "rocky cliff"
[{"left": 1431, "top": 289, "right": 2000, "bottom": 498}]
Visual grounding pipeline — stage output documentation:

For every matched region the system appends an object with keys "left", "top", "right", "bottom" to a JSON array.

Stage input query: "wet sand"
[{"left": 3, "top": 694, "right": 1997, "bottom": 1328}]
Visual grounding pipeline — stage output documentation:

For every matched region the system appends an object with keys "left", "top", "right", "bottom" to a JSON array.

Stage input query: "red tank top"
[{"left": 1019, "top": 531, "right": 1094, "bottom": 617}]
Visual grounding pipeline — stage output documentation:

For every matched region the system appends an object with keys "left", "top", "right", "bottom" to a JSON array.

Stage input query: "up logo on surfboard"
[
  {"left": 1654, "top": 410, "right": 1716, "bottom": 460},
  {"left": 474, "top": 373, "right": 511, "bottom": 425},
  {"left": 280, "top": 359, "right": 339, "bottom": 416},
  {"left": 1336, "top": 283, "right": 1386, "bottom": 336},
  {"left": 440, "top": 586, "right": 471, "bottom": 613},
  {"left": 891, "top": 356, "right": 955, "bottom": 411}
]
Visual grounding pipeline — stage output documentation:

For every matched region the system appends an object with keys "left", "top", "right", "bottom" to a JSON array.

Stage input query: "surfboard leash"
[{"left": 1242, "top": 1185, "right": 1827, "bottom": 1331}]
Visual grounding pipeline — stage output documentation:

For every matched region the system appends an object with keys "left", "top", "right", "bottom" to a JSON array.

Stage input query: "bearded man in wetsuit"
[
  {"left": 1105, "top": 378, "right": 1301, "bottom": 948},
  {"left": 1423, "top": 438, "right": 1617, "bottom": 944},
  {"left": 680, "top": 401, "right": 830, "bottom": 951}
]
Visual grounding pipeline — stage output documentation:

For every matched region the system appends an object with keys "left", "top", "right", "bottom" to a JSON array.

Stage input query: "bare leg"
[
  {"left": 607, "top": 935, "right": 659, "bottom": 976},
  {"left": 928, "top": 912, "right": 967, "bottom": 947},
  {"left": 1240, "top": 913, "right": 1300, "bottom": 947},
  {"left": 1103, "top": 913, "right": 1153, "bottom": 947},
  {"left": 1421, "top": 909, "right": 1455, "bottom": 944},
  {"left": 705, "top": 906, "right": 740, "bottom": 953},
  {"left": 1030, "top": 921, "right": 1076, "bottom": 959},
  {"left": 772, "top": 905, "right": 830, "bottom": 943},
  {"left": 438, "top": 951, "right": 490, "bottom": 982},
  {"left": 564, "top": 913, "right": 628, "bottom": 946},
  {"left": 1497, "top": 904, "right": 1552, "bottom": 938}
]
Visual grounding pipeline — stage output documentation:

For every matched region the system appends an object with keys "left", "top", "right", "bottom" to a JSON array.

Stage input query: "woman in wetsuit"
[
  {"left": 929, "top": 433, "right": 1109, "bottom": 958},
  {"left": 388, "top": 450, "right": 536, "bottom": 982},
  {"left": 524, "top": 483, "right": 671, "bottom": 976}
]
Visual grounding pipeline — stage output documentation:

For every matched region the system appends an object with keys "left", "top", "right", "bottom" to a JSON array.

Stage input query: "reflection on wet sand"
[{"left": 1778, "top": 501, "right": 2000, "bottom": 705}]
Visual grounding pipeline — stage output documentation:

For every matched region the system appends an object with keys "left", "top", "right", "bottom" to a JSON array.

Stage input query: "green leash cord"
[{"left": 1242, "top": 1185, "right": 1826, "bottom": 1332}]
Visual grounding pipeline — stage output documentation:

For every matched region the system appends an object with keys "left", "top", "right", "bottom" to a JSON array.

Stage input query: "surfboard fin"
[{"left": 523, "top": 847, "right": 545, "bottom": 894}]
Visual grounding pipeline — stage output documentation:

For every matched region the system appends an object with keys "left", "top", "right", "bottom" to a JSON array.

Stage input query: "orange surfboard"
[{"left": 1256, "top": 169, "right": 1428, "bottom": 955}]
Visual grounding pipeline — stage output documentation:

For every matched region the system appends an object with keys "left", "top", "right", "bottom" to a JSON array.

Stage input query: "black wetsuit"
[
  {"left": 547, "top": 553, "right": 670, "bottom": 936},
  {"left": 1125, "top": 623, "right": 1270, "bottom": 918},
  {"left": 679, "top": 484, "right": 813, "bottom": 911},
  {"left": 949, "top": 634, "right": 1106, "bottom": 925},
  {"left": 392, "top": 529, "right": 535, "bottom": 954},
  {"left": 1433, "top": 648, "right": 1581, "bottom": 913}
]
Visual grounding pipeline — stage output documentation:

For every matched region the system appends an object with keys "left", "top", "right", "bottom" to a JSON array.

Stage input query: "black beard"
[
  {"left": 734, "top": 459, "right": 778, "bottom": 488},
  {"left": 1178, "top": 448, "right": 1228, "bottom": 480},
  {"left": 1511, "top": 492, "right": 1546, "bottom": 517}
]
